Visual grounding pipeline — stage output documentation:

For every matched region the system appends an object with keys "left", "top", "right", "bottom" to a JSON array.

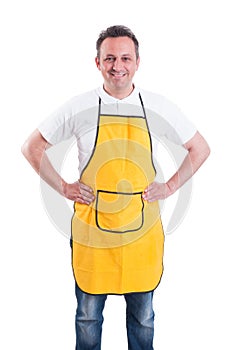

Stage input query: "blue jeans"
[{"left": 75, "top": 283, "right": 155, "bottom": 350}]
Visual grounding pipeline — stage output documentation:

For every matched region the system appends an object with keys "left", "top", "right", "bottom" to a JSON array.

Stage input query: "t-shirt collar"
[{"left": 96, "top": 85, "right": 140, "bottom": 104}]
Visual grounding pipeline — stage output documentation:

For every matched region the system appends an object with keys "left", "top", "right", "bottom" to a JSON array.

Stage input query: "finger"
[
  {"left": 75, "top": 194, "right": 93, "bottom": 205},
  {"left": 143, "top": 192, "right": 156, "bottom": 202},
  {"left": 143, "top": 184, "right": 156, "bottom": 199},
  {"left": 77, "top": 189, "right": 95, "bottom": 204},
  {"left": 75, "top": 196, "right": 87, "bottom": 204},
  {"left": 79, "top": 187, "right": 95, "bottom": 199},
  {"left": 146, "top": 181, "right": 158, "bottom": 191},
  {"left": 147, "top": 195, "right": 158, "bottom": 203},
  {"left": 79, "top": 181, "right": 94, "bottom": 193}
]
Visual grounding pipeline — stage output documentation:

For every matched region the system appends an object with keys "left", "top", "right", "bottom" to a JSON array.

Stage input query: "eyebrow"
[{"left": 105, "top": 54, "right": 133, "bottom": 57}]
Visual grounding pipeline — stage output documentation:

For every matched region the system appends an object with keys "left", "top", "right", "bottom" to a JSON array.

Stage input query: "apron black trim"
[
  {"left": 100, "top": 114, "right": 145, "bottom": 118},
  {"left": 79, "top": 98, "right": 101, "bottom": 178},
  {"left": 139, "top": 93, "right": 157, "bottom": 174},
  {"left": 74, "top": 278, "right": 158, "bottom": 296},
  {"left": 95, "top": 189, "right": 144, "bottom": 234},
  {"left": 97, "top": 189, "right": 143, "bottom": 195}
]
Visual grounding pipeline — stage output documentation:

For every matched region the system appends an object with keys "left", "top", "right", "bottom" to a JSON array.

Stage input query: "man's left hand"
[{"left": 142, "top": 182, "right": 171, "bottom": 202}]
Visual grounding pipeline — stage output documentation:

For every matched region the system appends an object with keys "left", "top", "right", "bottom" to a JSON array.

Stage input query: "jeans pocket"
[{"left": 96, "top": 190, "right": 144, "bottom": 233}]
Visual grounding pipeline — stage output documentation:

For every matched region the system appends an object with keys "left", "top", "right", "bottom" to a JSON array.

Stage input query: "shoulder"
[
  {"left": 57, "top": 88, "right": 99, "bottom": 116},
  {"left": 138, "top": 88, "right": 183, "bottom": 118},
  {"left": 38, "top": 88, "right": 100, "bottom": 144},
  {"left": 138, "top": 87, "right": 197, "bottom": 145}
]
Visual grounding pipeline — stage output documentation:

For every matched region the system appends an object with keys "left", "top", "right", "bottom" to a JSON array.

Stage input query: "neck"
[{"left": 103, "top": 84, "right": 134, "bottom": 100}]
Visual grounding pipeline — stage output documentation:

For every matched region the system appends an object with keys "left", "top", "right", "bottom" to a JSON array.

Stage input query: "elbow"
[
  {"left": 21, "top": 137, "right": 39, "bottom": 165},
  {"left": 21, "top": 130, "right": 49, "bottom": 174},
  {"left": 195, "top": 132, "right": 211, "bottom": 163},
  {"left": 21, "top": 129, "right": 46, "bottom": 162},
  {"left": 21, "top": 137, "right": 38, "bottom": 163},
  {"left": 203, "top": 140, "right": 211, "bottom": 162},
  {"left": 189, "top": 136, "right": 211, "bottom": 171},
  {"left": 196, "top": 140, "right": 210, "bottom": 166},
  {"left": 21, "top": 139, "right": 42, "bottom": 174},
  {"left": 21, "top": 140, "right": 31, "bottom": 161}
]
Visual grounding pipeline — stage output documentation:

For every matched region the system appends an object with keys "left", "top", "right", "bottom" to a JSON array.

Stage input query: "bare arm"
[
  {"left": 21, "top": 129, "right": 94, "bottom": 204},
  {"left": 143, "top": 131, "right": 210, "bottom": 202}
]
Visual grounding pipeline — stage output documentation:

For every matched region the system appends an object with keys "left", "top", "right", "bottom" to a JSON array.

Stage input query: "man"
[{"left": 22, "top": 25, "right": 210, "bottom": 349}]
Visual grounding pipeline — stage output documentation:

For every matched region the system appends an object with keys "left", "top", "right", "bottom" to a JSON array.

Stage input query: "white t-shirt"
[{"left": 38, "top": 86, "right": 197, "bottom": 175}]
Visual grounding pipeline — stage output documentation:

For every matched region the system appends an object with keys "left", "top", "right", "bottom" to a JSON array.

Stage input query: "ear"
[
  {"left": 95, "top": 57, "right": 101, "bottom": 70},
  {"left": 136, "top": 56, "right": 140, "bottom": 71}
]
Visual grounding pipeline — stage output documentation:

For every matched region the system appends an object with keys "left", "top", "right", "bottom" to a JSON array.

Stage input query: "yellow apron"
[{"left": 71, "top": 95, "right": 164, "bottom": 294}]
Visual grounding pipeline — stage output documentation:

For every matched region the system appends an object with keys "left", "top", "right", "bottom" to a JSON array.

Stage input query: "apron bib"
[{"left": 71, "top": 95, "right": 164, "bottom": 294}]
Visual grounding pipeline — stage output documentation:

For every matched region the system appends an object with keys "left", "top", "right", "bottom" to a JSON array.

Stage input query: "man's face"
[{"left": 95, "top": 36, "right": 140, "bottom": 97}]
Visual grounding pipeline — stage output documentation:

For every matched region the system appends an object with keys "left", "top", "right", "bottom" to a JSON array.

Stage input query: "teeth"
[{"left": 112, "top": 73, "right": 125, "bottom": 76}]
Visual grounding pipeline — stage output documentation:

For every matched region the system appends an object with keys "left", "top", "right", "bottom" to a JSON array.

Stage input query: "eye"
[
  {"left": 104, "top": 57, "right": 115, "bottom": 62},
  {"left": 122, "top": 57, "right": 131, "bottom": 62}
]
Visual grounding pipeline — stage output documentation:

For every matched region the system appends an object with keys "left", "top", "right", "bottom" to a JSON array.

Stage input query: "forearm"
[
  {"left": 166, "top": 153, "right": 197, "bottom": 195},
  {"left": 166, "top": 132, "right": 210, "bottom": 195},
  {"left": 22, "top": 146, "right": 64, "bottom": 196},
  {"left": 141, "top": 132, "right": 210, "bottom": 202},
  {"left": 39, "top": 152, "right": 65, "bottom": 195},
  {"left": 22, "top": 129, "right": 95, "bottom": 204}
]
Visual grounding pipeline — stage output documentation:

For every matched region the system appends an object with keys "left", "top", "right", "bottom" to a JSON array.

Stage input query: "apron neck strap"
[
  {"left": 98, "top": 93, "right": 147, "bottom": 119},
  {"left": 138, "top": 93, "right": 146, "bottom": 119}
]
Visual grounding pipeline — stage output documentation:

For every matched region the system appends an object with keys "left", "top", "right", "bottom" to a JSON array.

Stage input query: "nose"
[{"left": 113, "top": 58, "right": 124, "bottom": 71}]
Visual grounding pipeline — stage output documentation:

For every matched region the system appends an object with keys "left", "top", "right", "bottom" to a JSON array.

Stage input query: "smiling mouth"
[{"left": 110, "top": 72, "right": 127, "bottom": 78}]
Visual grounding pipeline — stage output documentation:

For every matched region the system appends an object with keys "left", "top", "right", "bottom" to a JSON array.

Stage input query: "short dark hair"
[{"left": 96, "top": 25, "right": 139, "bottom": 59}]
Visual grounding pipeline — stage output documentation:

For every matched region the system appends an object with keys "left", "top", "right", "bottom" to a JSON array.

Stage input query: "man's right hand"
[{"left": 62, "top": 180, "right": 95, "bottom": 205}]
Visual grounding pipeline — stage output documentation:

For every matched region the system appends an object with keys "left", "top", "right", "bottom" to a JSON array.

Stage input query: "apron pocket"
[{"left": 96, "top": 190, "right": 144, "bottom": 233}]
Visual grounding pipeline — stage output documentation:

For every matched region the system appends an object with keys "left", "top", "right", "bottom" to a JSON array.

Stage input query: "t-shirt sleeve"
[
  {"left": 38, "top": 97, "right": 77, "bottom": 145},
  {"left": 143, "top": 90, "right": 197, "bottom": 145},
  {"left": 162, "top": 99, "right": 197, "bottom": 145}
]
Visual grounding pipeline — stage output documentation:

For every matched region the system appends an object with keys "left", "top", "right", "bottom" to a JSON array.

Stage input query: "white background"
[{"left": 1, "top": 0, "right": 232, "bottom": 349}]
